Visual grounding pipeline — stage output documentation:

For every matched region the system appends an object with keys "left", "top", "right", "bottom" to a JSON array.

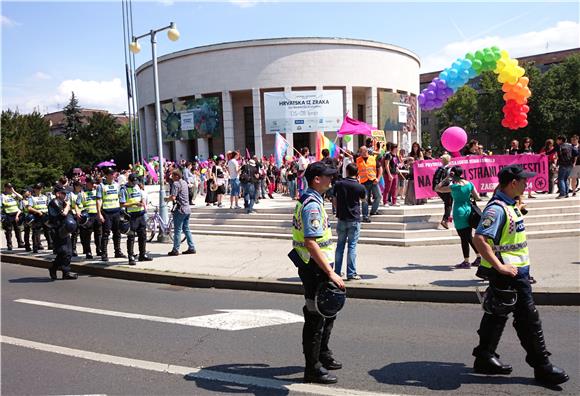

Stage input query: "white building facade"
[{"left": 134, "top": 37, "right": 421, "bottom": 160}]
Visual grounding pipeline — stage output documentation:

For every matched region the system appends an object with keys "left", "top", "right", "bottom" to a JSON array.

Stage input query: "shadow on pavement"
[
  {"left": 8, "top": 277, "right": 54, "bottom": 283},
  {"left": 277, "top": 277, "right": 301, "bottom": 283},
  {"left": 385, "top": 263, "right": 455, "bottom": 273},
  {"left": 184, "top": 363, "right": 303, "bottom": 395},
  {"left": 431, "top": 279, "right": 485, "bottom": 287},
  {"left": 369, "top": 361, "right": 557, "bottom": 391}
]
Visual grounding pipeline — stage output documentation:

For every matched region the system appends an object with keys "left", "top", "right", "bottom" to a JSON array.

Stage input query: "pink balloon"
[{"left": 441, "top": 126, "right": 468, "bottom": 152}]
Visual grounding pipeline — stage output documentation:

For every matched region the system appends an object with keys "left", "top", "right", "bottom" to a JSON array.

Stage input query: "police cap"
[
  {"left": 498, "top": 165, "right": 536, "bottom": 184},
  {"left": 304, "top": 162, "right": 337, "bottom": 184},
  {"left": 104, "top": 167, "right": 115, "bottom": 175},
  {"left": 128, "top": 173, "right": 138, "bottom": 183},
  {"left": 53, "top": 185, "right": 66, "bottom": 194}
]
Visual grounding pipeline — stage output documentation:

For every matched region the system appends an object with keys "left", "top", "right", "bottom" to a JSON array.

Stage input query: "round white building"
[{"left": 134, "top": 37, "right": 421, "bottom": 160}]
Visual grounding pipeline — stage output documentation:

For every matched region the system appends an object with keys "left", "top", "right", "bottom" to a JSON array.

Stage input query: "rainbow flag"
[
  {"left": 274, "top": 133, "right": 290, "bottom": 168},
  {"left": 315, "top": 132, "right": 339, "bottom": 161}
]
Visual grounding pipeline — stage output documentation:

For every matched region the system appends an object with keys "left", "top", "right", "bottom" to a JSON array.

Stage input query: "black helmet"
[
  {"left": 119, "top": 212, "right": 131, "bottom": 234},
  {"left": 57, "top": 214, "right": 78, "bottom": 238},
  {"left": 315, "top": 281, "right": 346, "bottom": 318},
  {"left": 482, "top": 285, "right": 517, "bottom": 317},
  {"left": 78, "top": 212, "right": 95, "bottom": 229},
  {"left": 128, "top": 173, "right": 138, "bottom": 183}
]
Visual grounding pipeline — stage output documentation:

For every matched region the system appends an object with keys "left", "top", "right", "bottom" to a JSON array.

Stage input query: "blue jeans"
[
  {"left": 557, "top": 166, "right": 572, "bottom": 196},
  {"left": 173, "top": 212, "right": 195, "bottom": 251},
  {"left": 230, "top": 178, "right": 240, "bottom": 196},
  {"left": 288, "top": 180, "right": 297, "bottom": 199},
  {"left": 334, "top": 220, "right": 361, "bottom": 278},
  {"left": 362, "top": 181, "right": 381, "bottom": 218},
  {"left": 243, "top": 182, "right": 256, "bottom": 213}
]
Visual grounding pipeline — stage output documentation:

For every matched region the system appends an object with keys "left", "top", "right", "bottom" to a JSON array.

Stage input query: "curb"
[{"left": 2, "top": 253, "right": 578, "bottom": 306}]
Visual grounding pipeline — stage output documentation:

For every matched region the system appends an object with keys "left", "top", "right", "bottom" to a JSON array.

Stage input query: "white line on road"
[
  {"left": 1, "top": 335, "right": 404, "bottom": 396},
  {"left": 14, "top": 299, "right": 304, "bottom": 330}
]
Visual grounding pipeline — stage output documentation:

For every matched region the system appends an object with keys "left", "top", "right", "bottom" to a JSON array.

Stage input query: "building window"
[
  {"left": 243, "top": 106, "right": 255, "bottom": 155},
  {"left": 357, "top": 104, "right": 365, "bottom": 148},
  {"left": 421, "top": 117, "right": 430, "bottom": 126}
]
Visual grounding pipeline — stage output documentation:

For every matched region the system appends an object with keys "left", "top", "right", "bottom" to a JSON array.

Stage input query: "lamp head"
[
  {"left": 167, "top": 23, "right": 180, "bottom": 42},
  {"left": 129, "top": 39, "right": 141, "bottom": 54}
]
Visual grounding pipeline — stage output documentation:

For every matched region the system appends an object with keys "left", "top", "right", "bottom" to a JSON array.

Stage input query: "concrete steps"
[{"left": 185, "top": 196, "right": 580, "bottom": 246}]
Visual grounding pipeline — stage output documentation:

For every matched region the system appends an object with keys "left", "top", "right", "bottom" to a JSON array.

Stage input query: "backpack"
[
  {"left": 558, "top": 143, "right": 573, "bottom": 166},
  {"left": 239, "top": 165, "right": 250, "bottom": 183},
  {"left": 432, "top": 166, "right": 449, "bottom": 191}
]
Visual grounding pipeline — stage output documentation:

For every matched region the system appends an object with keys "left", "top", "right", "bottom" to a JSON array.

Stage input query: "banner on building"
[
  {"left": 161, "top": 97, "right": 222, "bottom": 142},
  {"left": 413, "top": 154, "right": 549, "bottom": 199},
  {"left": 264, "top": 90, "right": 343, "bottom": 134}
]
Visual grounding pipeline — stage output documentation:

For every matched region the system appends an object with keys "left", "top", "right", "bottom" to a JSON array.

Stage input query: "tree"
[
  {"left": 435, "top": 85, "right": 479, "bottom": 141},
  {"left": 63, "top": 92, "right": 83, "bottom": 140}
]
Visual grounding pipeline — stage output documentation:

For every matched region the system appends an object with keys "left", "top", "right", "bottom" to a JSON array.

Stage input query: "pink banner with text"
[{"left": 413, "top": 154, "right": 549, "bottom": 199}]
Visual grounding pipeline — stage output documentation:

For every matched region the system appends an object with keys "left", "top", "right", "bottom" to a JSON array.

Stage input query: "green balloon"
[
  {"left": 465, "top": 52, "right": 475, "bottom": 61},
  {"left": 475, "top": 50, "right": 484, "bottom": 61},
  {"left": 344, "top": 135, "right": 352, "bottom": 143}
]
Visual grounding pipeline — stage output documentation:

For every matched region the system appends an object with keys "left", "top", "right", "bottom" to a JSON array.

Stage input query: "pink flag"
[
  {"left": 337, "top": 115, "right": 374, "bottom": 137},
  {"left": 144, "top": 159, "right": 158, "bottom": 183}
]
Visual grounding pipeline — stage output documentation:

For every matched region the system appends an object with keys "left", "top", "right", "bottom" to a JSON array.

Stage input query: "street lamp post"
[{"left": 130, "top": 22, "right": 179, "bottom": 242}]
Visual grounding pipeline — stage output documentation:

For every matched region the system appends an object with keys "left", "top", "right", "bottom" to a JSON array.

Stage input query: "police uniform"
[
  {"left": 47, "top": 187, "right": 77, "bottom": 280},
  {"left": 120, "top": 180, "right": 151, "bottom": 264},
  {"left": 78, "top": 184, "right": 102, "bottom": 258},
  {"left": 19, "top": 195, "right": 32, "bottom": 251},
  {"left": 472, "top": 168, "right": 568, "bottom": 385},
  {"left": 96, "top": 178, "right": 125, "bottom": 261},
  {"left": 68, "top": 190, "right": 81, "bottom": 257},
  {"left": 1, "top": 190, "right": 24, "bottom": 250},
  {"left": 291, "top": 178, "right": 342, "bottom": 383},
  {"left": 29, "top": 191, "right": 52, "bottom": 253}
]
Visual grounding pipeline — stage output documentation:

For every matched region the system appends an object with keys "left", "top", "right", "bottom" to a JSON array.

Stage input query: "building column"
[
  {"left": 193, "top": 93, "right": 209, "bottom": 160},
  {"left": 222, "top": 90, "right": 235, "bottom": 153},
  {"left": 252, "top": 88, "right": 264, "bottom": 158},
  {"left": 365, "top": 87, "right": 378, "bottom": 129},
  {"left": 344, "top": 85, "right": 354, "bottom": 151},
  {"left": 283, "top": 86, "right": 294, "bottom": 152}
]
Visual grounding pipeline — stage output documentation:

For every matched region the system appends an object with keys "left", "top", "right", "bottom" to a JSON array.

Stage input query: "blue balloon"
[
  {"left": 461, "top": 59, "right": 472, "bottom": 69},
  {"left": 449, "top": 68, "right": 458, "bottom": 78},
  {"left": 439, "top": 71, "right": 449, "bottom": 82}
]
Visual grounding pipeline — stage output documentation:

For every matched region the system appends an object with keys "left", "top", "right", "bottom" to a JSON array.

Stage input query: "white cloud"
[
  {"left": 229, "top": 0, "right": 274, "bottom": 8},
  {"left": 1, "top": 15, "right": 20, "bottom": 27},
  {"left": 421, "top": 20, "right": 580, "bottom": 72},
  {"left": 33, "top": 72, "right": 52, "bottom": 81},
  {"left": 3, "top": 78, "right": 128, "bottom": 114}
]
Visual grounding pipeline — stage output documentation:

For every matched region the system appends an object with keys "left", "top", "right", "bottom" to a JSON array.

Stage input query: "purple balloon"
[
  {"left": 445, "top": 87, "right": 454, "bottom": 96},
  {"left": 418, "top": 93, "right": 426, "bottom": 105},
  {"left": 428, "top": 82, "right": 437, "bottom": 90},
  {"left": 426, "top": 90, "right": 436, "bottom": 100},
  {"left": 433, "top": 98, "right": 443, "bottom": 107},
  {"left": 436, "top": 79, "right": 447, "bottom": 90}
]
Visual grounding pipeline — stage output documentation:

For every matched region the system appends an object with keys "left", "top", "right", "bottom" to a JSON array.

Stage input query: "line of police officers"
[{"left": 1, "top": 168, "right": 152, "bottom": 278}]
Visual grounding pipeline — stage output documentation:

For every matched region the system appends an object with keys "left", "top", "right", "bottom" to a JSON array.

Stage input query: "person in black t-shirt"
[{"left": 333, "top": 163, "right": 366, "bottom": 280}]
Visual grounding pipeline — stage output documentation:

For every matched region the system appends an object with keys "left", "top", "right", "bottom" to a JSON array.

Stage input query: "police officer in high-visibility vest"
[
  {"left": 78, "top": 177, "right": 102, "bottom": 259},
  {"left": 1, "top": 182, "right": 24, "bottom": 250},
  {"left": 47, "top": 185, "right": 77, "bottom": 280},
  {"left": 28, "top": 183, "right": 52, "bottom": 253},
  {"left": 120, "top": 174, "right": 152, "bottom": 265},
  {"left": 290, "top": 162, "right": 346, "bottom": 384},
  {"left": 356, "top": 146, "right": 382, "bottom": 223},
  {"left": 472, "top": 165, "right": 568, "bottom": 386},
  {"left": 20, "top": 190, "right": 33, "bottom": 251},
  {"left": 68, "top": 181, "right": 83, "bottom": 257},
  {"left": 96, "top": 168, "right": 126, "bottom": 262}
]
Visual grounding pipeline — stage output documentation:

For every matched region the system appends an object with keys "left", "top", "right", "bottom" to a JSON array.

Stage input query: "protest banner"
[{"left": 413, "top": 154, "right": 549, "bottom": 199}]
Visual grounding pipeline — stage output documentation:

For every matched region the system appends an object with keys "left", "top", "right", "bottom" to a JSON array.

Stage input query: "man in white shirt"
[{"left": 227, "top": 151, "right": 242, "bottom": 209}]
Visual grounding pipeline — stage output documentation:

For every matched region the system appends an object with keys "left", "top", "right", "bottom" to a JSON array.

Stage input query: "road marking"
[
  {"left": 1, "top": 335, "right": 402, "bottom": 396},
  {"left": 14, "top": 299, "right": 304, "bottom": 331}
]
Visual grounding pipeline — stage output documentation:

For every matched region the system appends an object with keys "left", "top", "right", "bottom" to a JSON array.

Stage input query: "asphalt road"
[{"left": 1, "top": 263, "right": 579, "bottom": 396}]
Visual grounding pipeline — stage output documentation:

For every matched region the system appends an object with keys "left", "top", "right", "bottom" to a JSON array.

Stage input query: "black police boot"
[
  {"left": 62, "top": 272, "right": 78, "bottom": 280},
  {"left": 304, "top": 366, "right": 337, "bottom": 384},
  {"left": 86, "top": 253, "right": 93, "bottom": 260},
  {"left": 138, "top": 236, "right": 152, "bottom": 261},
  {"left": 473, "top": 313, "right": 512, "bottom": 374},
  {"left": 534, "top": 364, "right": 569, "bottom": 385},
  {"left": 302, "top": 306, "right": 335, "bottom": 383},
  {"left": 320, "top": 316, "right": 342, "bottom": 370},
  {"left": 48, "top": 267, "right": 57, "bottom": 280},
  {"left": 115, "top": 251, "right": 127, "bottom": 259},
  {"left": 101, "top": 239, "right": 109, "bottom": 262},
  {"left": 127, "top": 238, "right": 136, "bottom": 265}
]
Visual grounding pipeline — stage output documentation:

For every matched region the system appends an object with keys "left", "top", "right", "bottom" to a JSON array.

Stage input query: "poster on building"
[
  {"left": 161, "top": 97, "right": 222, "bottom": 142},
  {"left": 264, "top": 90, "right": 343, "bottom": 134},
  {"left": 378, "top": 91, "right": 417, "bottom": 138}
]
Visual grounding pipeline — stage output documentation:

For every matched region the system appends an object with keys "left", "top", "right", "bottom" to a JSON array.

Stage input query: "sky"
[{"left": 1, "top": 1, "right": 579, "bottom": 114}]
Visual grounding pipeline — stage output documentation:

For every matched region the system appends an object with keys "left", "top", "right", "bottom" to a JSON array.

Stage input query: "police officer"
[
  {"left": 96, "top": 168, "right": 126, "bottom": 262},
  {"left": 290, "top": 162, "right": 345, "bottom": 384},
  {"left": 120, "top": 174, "right": 152, "bottom": 265},
  {"left": 28, "top": 183, "right": 52, "bottom": 253},
  {"left": 20, "top": 190, "right": 33, "bottom": 251},
  {"left": 78, "top": 177, "right": 102, "bottom": 259},
  {"left": 472, "top": 165, "right": 568, "bottom": 385},
  {"left": 47, "top": 185, "right": 77, "bottom": 280},
  {"left": 68, "top": 181, "right": 83, "bottom": 257},
  {"left": 1, "top": 182, "right": 25, "bottom": 250}
]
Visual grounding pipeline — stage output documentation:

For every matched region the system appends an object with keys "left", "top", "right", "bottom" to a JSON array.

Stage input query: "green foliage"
[
  {"left": 63, "top": 92, "right": 83, "bottom": 140},
  {"left": 435, "top": 85, "right": 479, "bottom": 139}
]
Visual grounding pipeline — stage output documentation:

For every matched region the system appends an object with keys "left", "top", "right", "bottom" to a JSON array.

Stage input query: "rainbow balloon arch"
[{"left": 419, "top": 47, "right": 531, "bottom": 130}]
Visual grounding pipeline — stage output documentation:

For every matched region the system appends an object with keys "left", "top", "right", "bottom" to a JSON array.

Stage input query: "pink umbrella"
[{"left": 96, "top": 161, "right": 116, "bottom": 167}]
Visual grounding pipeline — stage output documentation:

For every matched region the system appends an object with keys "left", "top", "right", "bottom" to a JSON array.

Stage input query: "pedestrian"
[
  {"left": 507, "top": 139, "right": 521, "bottom": 155},
  {"left": 433, "top": 154, "right": 453, "bottom": 229},
  {"left": 212, "top": 159, "right": 227, "bottom": 208},
  {"left": 1, "top": 182, "right": 24, "bottom": 250},
  {"left": 356, "top": 146, "right": 382, "bottom": 223},
  {"left": 20, "top": 190, "right": 32, "bottom": 251},
  {"left": 69, "top": 181, "right": 84, "bottom": 257},
  {"left": 290, "top": 161, "right": 345, "bottom": 384},
  {"left": 28, "top": 183, "right": 52, "bottom": 253},
  {"left": 333, "top": 163, "right": 366, "bottom": 281},
  {"left": 240, "top": 159, "right": 259, "bottom": 214},
  {"left": 424, "top": 147, "right": 433, "bottom": 160},
  {"left": 569, "top": 134, "right": 579, "bottom": 196},
  {"left": 521, "top": 137, "right": 536, "bottom": 199},
  {"left": 435, "top": 165, "right": 482, "bottom": 268},
  {"left": 297, "top": 147, "right": 310, "bottom": 196},
  {"left": 287, "top": 161, "right": 298, "bottom": 200},
  {"left": 120, "top": 174, "right": 152, "bottom": 265},
  {"left": 471, "top": 165, "right": 569, "bottom": 385},
  {"left": 96, "top": 167, "right": 126, "bottom": 262},
  {"left": 78, "top": 177, "right": 102, "bottom": 259},
  {"left": 228, "top": 151, "right": 242, "bottom": 209},
  {"left": 47, "top": 185, "right": 77, "bottom": 280},
  {"left": 166, "top": 169, "right": 196, "bottom": 256},
  {"left": 555, "top": 135, "right": 578, "bottom": 198},
  {"left": 382, "top": 143, "right": 404, "bottom": 207},
  {"left": 539, "top": 139, "right": 557, "bottom": 194}
]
